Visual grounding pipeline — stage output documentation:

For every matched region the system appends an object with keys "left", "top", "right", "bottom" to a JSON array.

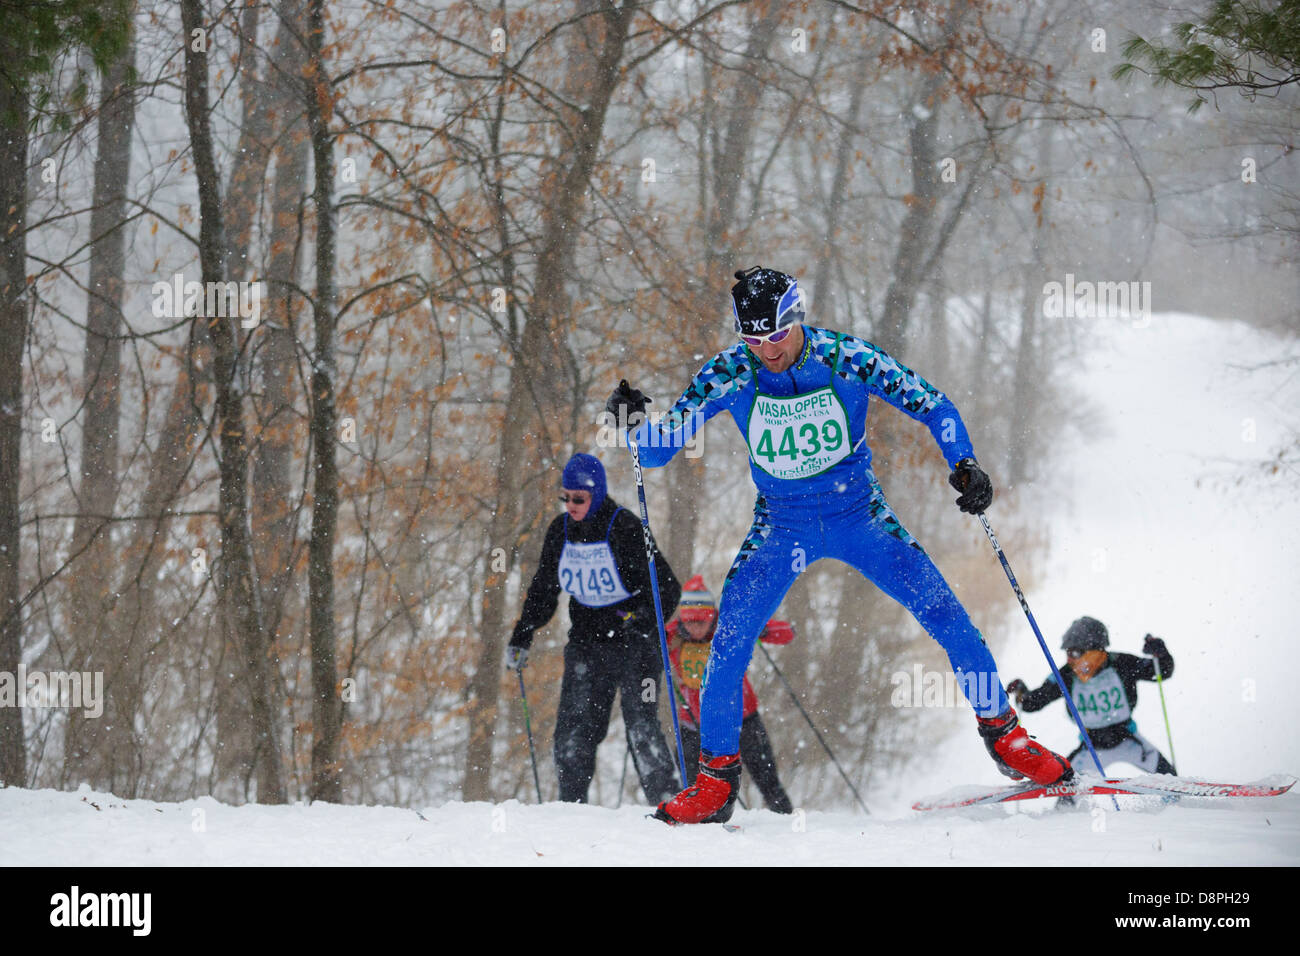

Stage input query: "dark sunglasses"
[
  {"left": 559, "top": 493, "right": 591, "bottom": 504},
  {"left": 740, "top": 326, "right": 794, "bottom": 348}
]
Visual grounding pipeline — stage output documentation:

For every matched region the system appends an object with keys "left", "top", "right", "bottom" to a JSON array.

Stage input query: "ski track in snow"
[{"left": 6, "top": 312, "right": 1298, "bottom": 866}]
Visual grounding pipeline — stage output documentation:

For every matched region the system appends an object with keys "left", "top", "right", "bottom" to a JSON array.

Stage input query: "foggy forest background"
[{"left": 0, "top": 0, "right": 1295, "bottom": 810}]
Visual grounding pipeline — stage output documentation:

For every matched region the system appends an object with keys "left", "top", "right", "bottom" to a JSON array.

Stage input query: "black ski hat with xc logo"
[{"left": 731, "top": 266, "right": 804, "bottom": 337}]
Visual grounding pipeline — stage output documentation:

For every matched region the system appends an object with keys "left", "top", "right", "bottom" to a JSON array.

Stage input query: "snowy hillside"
[
  {"left": 904, "top": 310, "right": 1300, "bottom": 801},
  {"left": 4, "top": 311, "right": 1297, "bottom": 869}
]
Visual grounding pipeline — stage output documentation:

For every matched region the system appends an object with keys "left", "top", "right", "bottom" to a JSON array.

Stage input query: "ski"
[
  {"left": 912, "top": 773, "right": 1296, "bottom": 811},
  {"left": 663, "top": 821, "right": 744, "bottom": 832},
  {"left": 646, "top": 812, "right": 743, "bottom": 831}
]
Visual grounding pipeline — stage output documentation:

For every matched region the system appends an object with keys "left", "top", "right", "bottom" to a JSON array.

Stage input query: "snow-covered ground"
[
  {"left": 3, "top": 311, "right": 1297, "bottom": 866},
  {"left": 2, "top": 781, "right": 1296, "bottom": 866}
]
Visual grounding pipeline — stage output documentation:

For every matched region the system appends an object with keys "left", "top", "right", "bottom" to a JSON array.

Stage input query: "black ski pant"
[
  {"left": 554, "top": 636, "right": 680, "bottom": 804},
  {"left": 681, "top": 712, "right": 793, "bottom": 813}
]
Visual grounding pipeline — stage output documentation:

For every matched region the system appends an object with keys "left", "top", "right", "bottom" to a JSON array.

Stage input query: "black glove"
[
  {"left": 618, "top": 607, "right": 655, "bottom": 640},
  {"left": 948, "top": 458, "right": 993, "bottom": 514},
  {"left": 1005, "top": 678, "right": 1028, "bottom": 707},
  {"left": 605, "top": 379, "right": 652, "bottom": 426},
  {"left": 1142, "top": 634, "right": 1166, "bottom": 657},
  {"left": 505, "top": 644, "right": 529, "bottom": 671}
]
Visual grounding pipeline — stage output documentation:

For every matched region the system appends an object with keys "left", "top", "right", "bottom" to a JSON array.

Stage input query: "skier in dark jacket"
[
  {"left": 1007, "top": 616, "right": 1176, "bottom": 775},
  {"left": 506, "top": 453, "right": 682, "bottom": 804}
]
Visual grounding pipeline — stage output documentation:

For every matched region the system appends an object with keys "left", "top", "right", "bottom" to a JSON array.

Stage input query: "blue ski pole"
[
  {"left": 976, "top": 513, "right": 1113, "bottom": 792},
  {"left": 626, "top": 438, "right": 691, "bottom": 790}
]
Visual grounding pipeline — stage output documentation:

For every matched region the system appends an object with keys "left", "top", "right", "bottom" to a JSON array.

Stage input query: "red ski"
[{"left": 912, "top": 773, "right": 1296, "bottom": 811}]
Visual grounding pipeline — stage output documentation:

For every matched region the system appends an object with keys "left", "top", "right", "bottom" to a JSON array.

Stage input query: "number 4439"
[{"left": 755, "top": 421, "right": 843, "bottom": 462}]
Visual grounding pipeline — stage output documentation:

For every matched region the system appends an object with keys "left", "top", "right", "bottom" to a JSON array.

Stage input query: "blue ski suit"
[{"left": 631, "top": 326, "right": 1008, "bottom": 757}]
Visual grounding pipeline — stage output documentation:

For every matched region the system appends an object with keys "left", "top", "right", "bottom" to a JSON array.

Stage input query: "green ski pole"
[
  {"left": 1149, "top": 636, "right": 1177, "bottom": 772},
  {"left": 517, "top": 668, "right": 543, "bottom": 803}
]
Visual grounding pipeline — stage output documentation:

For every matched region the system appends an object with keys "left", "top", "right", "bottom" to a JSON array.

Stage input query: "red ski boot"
[
  {"left": 653, "top": 753, "right": 741, "bottom": 825},
  {"left": 977, "top": 707, "right": 1073, "bottom": 785}
]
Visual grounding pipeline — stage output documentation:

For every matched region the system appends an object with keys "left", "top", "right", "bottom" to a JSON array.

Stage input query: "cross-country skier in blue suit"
[{"left": 606, "top": 266, "right": 1073, "bottom": 825}]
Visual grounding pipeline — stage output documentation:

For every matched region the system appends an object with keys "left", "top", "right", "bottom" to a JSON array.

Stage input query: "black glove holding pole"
[
  {"left": 618, "top": 608, "right": 655, "bottom": 642},
  {"left": 505, "top": 644, "right": 529, "bottom": 671},
  {"left": 606, "top": 380, "right": 652, "bottom": 427},
  {"left": 948, "top": 457, "right": 994, "bottom": 514}
]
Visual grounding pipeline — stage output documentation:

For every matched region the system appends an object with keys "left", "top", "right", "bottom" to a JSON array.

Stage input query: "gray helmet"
[{"left": 1061, "top": 616, "right": 1109, "bottom": 652}]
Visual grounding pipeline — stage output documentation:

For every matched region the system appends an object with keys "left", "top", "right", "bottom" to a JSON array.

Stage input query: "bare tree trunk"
[
  {"left": 63, "top": 27, "right": 138, "bottom": 794},
  {"left": 1006, "top": 265, "right": 1038, "bottom": 486},
  {"left": 0, "top": 43, "right": 29, "bottom": 788},
  {"left": 251, "top": 0, "right": 310, "bottom": 679},
  {"left": 212, "top": 0, "right": 311, "bottom": 792},
  {"left": 223, "top": 0, "right": 309, "bottom": 273},
  {"left": 463, "top": 0, "right": 633, "bottom": 802},
  {"left": 877, "top": 0, "right": 987, "bottom": 354},
  {"left": 878, "top": 75, "right": 944, "bottom": 352},
  {"left": 927, "top": 266, "right": 951, "bottom": 376},
  {"left": 181, "top": 0, "right": 285, "bottom": 803},
  {"left": 135, "top": 3, "right": 304, "bottom": 688},
  {"left": 1007, "top": 119, "right": 1054, "bottom": 487},
  {"left": 305, "top": 0, "right": 343, "bottom": 803},
  {"left": 703, "top": 2, "right": 783, "bottom": 266},
  {"left": 237, "top": 131, "right": 309, "bottom": 796},
  {"left": 666, "top": 2, "right": 784, "bottom": 574},
  {"left": 812, "top": 59, "right": 869, "bottom": 323}
]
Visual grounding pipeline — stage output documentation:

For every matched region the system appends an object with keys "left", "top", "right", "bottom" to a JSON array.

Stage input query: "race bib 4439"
[{"left": 747, "top": 387, "right": 851, "bottom": 480}]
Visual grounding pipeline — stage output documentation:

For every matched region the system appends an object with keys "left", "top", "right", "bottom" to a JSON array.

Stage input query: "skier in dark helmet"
[
  {"left": 1007, "top": 616, "right": 1177, "bottom": 775},
  {"left": 505, "top": 453, "right": 682, "bottom": 804},
  {"left": 607, "top": 266, "right": 1072, "bottom": 825}
]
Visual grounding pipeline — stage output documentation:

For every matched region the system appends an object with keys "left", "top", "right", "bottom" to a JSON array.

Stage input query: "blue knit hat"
[{"left": 562, "top": 453, "right": 606, "bottom": 514}]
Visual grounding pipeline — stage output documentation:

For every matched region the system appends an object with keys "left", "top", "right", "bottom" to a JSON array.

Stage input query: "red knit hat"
[{"left": 678, "top": 575, "right": 717, "bottom": 623}]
